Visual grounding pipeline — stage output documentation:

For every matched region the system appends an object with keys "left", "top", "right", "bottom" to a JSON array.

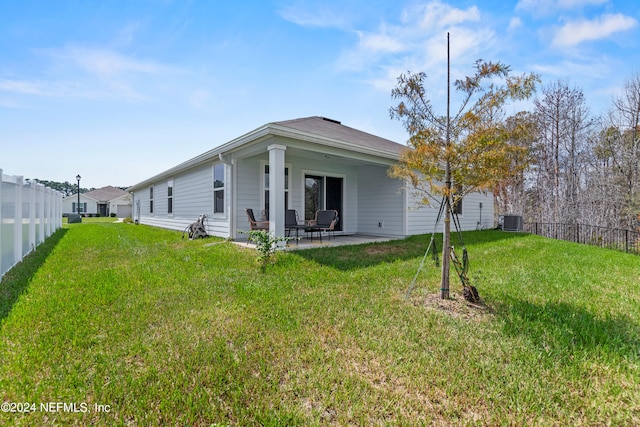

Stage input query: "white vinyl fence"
[{"left": 1, "top": 169, "right": 63, "bottom": 279}]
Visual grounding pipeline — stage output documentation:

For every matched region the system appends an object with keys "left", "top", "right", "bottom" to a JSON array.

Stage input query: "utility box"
[
  {"left": 67, "top": 214, "right": 82, "bottom": 224},
  {"left": 501, "top": 215, "right": 523, "bottom": 232}
]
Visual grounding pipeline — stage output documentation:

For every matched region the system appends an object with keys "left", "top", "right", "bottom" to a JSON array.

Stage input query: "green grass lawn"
[{"left": 1, "top": 223, "right": 638, "bottom": 426}]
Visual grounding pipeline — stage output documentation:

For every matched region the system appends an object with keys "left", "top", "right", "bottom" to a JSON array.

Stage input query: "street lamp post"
[{"left": 76, "top": 174, "right": 81, "bottom": 219}]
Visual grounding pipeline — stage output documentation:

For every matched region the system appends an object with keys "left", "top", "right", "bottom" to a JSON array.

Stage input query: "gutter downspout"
[{"left": 218, "top": 153, "right": 235, "bottom": 239}]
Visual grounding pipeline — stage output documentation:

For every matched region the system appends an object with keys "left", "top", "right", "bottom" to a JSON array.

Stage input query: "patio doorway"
[{"left": 304, "top": 174, "right": 343, "bottom": 231}]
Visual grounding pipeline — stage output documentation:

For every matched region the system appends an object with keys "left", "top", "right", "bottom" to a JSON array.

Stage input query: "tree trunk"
[
  {"left": 441, "top": 32, "right": 451, "bottom": 300},
  {"left": 441, "top": 163, "right": 451, "bottom": 299}
]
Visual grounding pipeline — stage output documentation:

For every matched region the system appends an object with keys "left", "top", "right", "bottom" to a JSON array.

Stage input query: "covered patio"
[{"left": 233, "top": 233, "right": 404, "bottom": 251}]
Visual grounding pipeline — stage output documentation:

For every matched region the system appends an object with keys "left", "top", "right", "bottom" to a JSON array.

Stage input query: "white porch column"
[{"left": 267, "top": 144, "right": 286, "bottom": 241}]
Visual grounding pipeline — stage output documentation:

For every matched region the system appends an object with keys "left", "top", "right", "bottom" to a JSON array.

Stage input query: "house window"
[
  {"left": 150, "top": 186, "right": 154, "bottom": 214},
  {"left": 452, "top": 197, "right": 463, "bottom": 215},
  {"left": 167, "top": 180, "right": 173, "bottom": 215},
  {"left": 452, "top": 183, "right": 463, "bottom": 215},
  {"left": 262, "top": 163, "right": 290, "bottom": 215},
  {"left": 213, "top": 164, "right": 224, "bottom": 214},
  {"left": 72, "top": 202, "right": 87, "bottom": 214}
]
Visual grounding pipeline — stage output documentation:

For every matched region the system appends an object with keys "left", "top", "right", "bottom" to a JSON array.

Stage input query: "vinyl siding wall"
[
  {"left": 357, "top": 164, "right": 406, "bottom": 236},
  {"left": 133, "top": 162, "right": 231, "bottom": 237},
  {"left": 235, "top": 157, "right": 263, "bottom": 235},
  {"left": 131, "top": 147, "right": 494, "bottom": 239},
  {"left": 405, "top": 189, "right": 494, "bottom": 235},
  {"left": 62, "top": 196, "right": 98, "bottom": 215}
]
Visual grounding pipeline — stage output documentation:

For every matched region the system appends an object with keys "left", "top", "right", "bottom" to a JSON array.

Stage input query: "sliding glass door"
[{"left": 304, "top": 174, "right": 342, "bottom": 231}]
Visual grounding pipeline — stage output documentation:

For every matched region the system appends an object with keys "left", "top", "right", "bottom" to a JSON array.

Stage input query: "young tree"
[{"left": 389, "top": 45, "right": 538, "bottom": 299}]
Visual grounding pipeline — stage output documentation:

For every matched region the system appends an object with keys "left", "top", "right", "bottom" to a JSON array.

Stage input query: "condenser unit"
[{"left": 501, "top": 215, "right": 523, "bottom": 232}]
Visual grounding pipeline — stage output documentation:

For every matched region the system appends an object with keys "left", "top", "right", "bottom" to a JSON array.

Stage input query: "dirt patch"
[
  {"left": 363, "top": 245, "right": 408, "bottom": 256},
  {"left": 413, "top": 292, "right": 492, "bottom": 321}
]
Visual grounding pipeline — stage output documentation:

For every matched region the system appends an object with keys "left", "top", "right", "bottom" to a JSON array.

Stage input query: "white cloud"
[
  {"left": 508, "top": 17, "right": 522, "bottom": 31},
  {"left": 12, "top": 45, "right": 175, "bottom": 101},
  {"left": 356, "top": 29, "right": 405, "bottom": 54},
  {"left": 0, "top": 79, "right": 48, "bottom": 96},
  {"left": 47, "top": 46, "right": 163, "bottom": 78},
  {"left": 516, "top": 0, "right": 608, "bottom": 15},
  {"left": 337, "top": 0, "right": 494, "bottom": 89},
  {"left": 551, "top": 13, "right": 637, "bottom": 48},
  {"left": 189, "top": 89, "right": 211, "bottom": 109},
  {"left": 532, "top": 58, "right": 611, "bottom": 80},
  {"left": 277, "top": 2, "right": 350, "bottom": 28},
  {"left": 0, "top": 78, "right": 103, "bottom": 99},
  {"left": 408, "top": 1, "right": 480, "bottom": 29}
]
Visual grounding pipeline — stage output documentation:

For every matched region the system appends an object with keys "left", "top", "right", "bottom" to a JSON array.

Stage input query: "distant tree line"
[
  {"left": 495, "top": 73, "right": 640, "bottom": 232},
  {"left": 27, "top": 180, "right": 129, "bottom": 197}
]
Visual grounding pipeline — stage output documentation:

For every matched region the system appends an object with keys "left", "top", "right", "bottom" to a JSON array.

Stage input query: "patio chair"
[
  {"left": 285, "top": 209, "right": 305, "bottom": 242},
  {"left": 285, "top": 209, "right": 299, "bottom": 234},
  {"left": 309, "top": 210, "right": 338, "bottom": 242},
  {"left": 245, "top": 208, "right": 269, "bottom": 231}
]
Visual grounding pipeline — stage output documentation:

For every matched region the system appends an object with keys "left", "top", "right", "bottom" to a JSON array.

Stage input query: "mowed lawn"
[{"left": 1, "top": 222, "right": 639, "bottom": 426}]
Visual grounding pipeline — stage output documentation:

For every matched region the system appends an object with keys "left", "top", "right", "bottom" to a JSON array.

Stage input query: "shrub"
[{"left": 243, "top": 230, "right": 294, "bottom": 272}]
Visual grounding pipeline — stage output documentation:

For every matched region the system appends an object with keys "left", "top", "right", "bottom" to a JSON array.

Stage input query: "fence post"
[
  {"left": 626, "top": 229, "right": 629, "bottom": 254},
  {"left": 44, "top": 187, "right": 49, "bottom": 238},
  {"left": 0, "top": 169, "right": 3, "bottom": 275},
  {"left": 14, "top": 176, "right": 23, "bottom": 266},
  {"left": 58, "top": 192, "right": 62, "bottom": 228},
  {"left": 28, "top": 181, "right": 36, "bottom": 252},
  {"left": 37, "top": 183, "right": 45, "bottom": 246}
]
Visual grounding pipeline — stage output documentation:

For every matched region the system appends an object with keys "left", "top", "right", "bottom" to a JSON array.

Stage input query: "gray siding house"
[{"left": 127, "top": 116, "right": 493, "bottom": 239}]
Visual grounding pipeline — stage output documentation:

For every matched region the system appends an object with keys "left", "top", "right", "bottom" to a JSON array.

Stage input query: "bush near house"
[{"left": 0, "top": 223, "right": 638, "bottom": 425}]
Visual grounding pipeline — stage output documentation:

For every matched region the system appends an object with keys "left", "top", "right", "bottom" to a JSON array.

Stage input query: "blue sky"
[{"left": 1, "top": 0, "right": 638, "bottom": 189}]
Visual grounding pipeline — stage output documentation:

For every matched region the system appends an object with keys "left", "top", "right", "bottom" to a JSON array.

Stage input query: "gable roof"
[
  {"left": 272, "top": 116, "right": 403, "bottom": 155},
  {"left": 83, "top": 186, "right": 127, "bottom": 202},
  {"left": 128, "top": 116, "right": 404, "bottom": 191}
]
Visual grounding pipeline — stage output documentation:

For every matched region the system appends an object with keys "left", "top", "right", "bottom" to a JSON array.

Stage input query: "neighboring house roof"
[
  {"left": 83, "top": 186, "right": 127, "bottom": 202},
  {"left": 128, "top": 116, "right": 404, "bottom": 192},
  {"left": 63, "top": 186, "right": 127, "bottom": 202},
  {"left": 62, "top": 193, "right": 98, "bottom": 203}
]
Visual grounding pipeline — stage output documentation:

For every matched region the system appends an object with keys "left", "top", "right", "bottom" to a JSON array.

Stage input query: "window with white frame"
[
  {"left": 167, "top": 179, "right": 173, "bottom": 215},
  {"left": 262, "top": 162, "right": 291, "bottom": 217},
  {"left": 72, "top": 202, "right": 87, "bottom": 214},
  {"left": 213, "top": 164, "right": 224, "bottom": 214},
  {"left": 149, "top": 186, "right": 154, "bottom": 214}
]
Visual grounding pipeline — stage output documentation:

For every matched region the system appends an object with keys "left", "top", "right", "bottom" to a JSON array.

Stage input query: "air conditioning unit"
[{"left": 501, "top": 215, "right": 523, "bottom": 232}]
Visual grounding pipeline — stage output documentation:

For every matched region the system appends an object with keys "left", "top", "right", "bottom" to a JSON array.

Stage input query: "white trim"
[
  {"left": 149, "top": 185, "right": 155, "bottom": 216},
  {"left": 212, "top": 163, "right": 226, "bottom": 219},
  {"left": 167, "top": 178, "right": 174, "bottom": 217},
  {"left": 267, "top": 143, "right": 287, "bottom": 152}
]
